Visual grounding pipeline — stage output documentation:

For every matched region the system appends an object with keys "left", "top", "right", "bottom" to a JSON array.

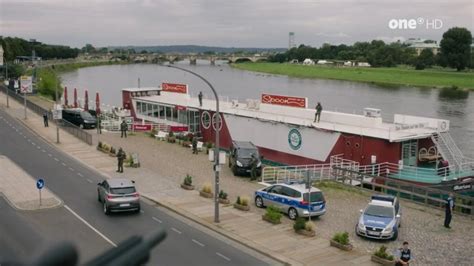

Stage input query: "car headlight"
[
  {"left": 358, "top": 220, "right": 365, "bottom": 230},
  {"left": 257, "top": 161, "right": 262, "bottom": 167},
  {"left": 383, "top": 227, "right": 393, "bottom": 233},
  {"left": 236, "top": 161, "right": 243, "bottom": 167}
]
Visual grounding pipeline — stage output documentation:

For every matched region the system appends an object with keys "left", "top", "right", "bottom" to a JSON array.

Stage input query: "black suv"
[
  {"left": 62, "top": 109, "right": 97, "bottom": 129},
  {"left": 228, "top": 141, "right": 262, "bottom": 176}
]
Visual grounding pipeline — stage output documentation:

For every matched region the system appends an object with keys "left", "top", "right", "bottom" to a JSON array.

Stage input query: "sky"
[{"left": 0, "top": 0, "right": 473, "bottom": 48}]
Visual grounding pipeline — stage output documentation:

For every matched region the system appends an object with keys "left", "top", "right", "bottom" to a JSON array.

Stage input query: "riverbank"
[{"left": 232, "top": 63, "right": 474, "bottom": 90}]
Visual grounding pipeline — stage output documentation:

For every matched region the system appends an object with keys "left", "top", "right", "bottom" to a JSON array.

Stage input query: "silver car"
[
  {"left": 97, "top": 178, "right": 140, "bottom": 214},
  {"left": 254, "top": 183, "right": 326, "bottom": 220}
]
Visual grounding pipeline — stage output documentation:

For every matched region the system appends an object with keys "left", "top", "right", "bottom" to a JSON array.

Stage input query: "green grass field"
[{"left": 232, "top": 63, "right": 474, "bottom": 90}]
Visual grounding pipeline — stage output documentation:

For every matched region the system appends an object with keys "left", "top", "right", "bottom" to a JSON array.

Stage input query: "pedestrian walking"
[
  {"left": 314, "top": 102, "right": 322, "bottom": 123},
  {"left": 116, "top": 147, "right": 126, "bottom": 173},
  {"left": 198, "top": 91, "right": 203, "bottom": 107},
  {"left": 250, "top": 153, "right": 259, "bottom": 180},
  {"left": 43, "top": 112, "right": 49, "bottom": 127},
  {"left": 395, "top": 241, "right": 412, "bottom": 266},
  {"left": 444, "top": 192, "right": 454, "bottom": 228},
  {"left": 120, "top": 120, "right": 128, "bottom": 138},
  {"left": 192, "top": 137, "right": 198, "bottom": 154}
]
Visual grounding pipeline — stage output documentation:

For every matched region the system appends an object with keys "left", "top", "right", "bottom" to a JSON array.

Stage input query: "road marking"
[
  {"left": 192, "top": 239, "right": 205, "bottom": 247},
  {"left": 61, "top": 162, "right": 67, "bottom": 166},
  {"left": 171, "top": 227, "right": 182, "bottom": 234},
  {"left": 86, "top": 179, "right": 93, "bottom": 183},
  {"left": 77, "top": 173, "right": 84, "bottom": 177},
  {"left": 54, "top": 158, "right": 59, "bottom": 162},
  {"left": 152, "top": 217, "right": 162, "bottom": 224},
  {"left": 64, "top": 205, "right": 117, "bottom": 247},
  {"left": 42, "top": 149, "right": 46, "bottom": 153},
  {"left": 31, "top": 142, "right": 35, "bottom": 145},
  {"left": 68, "top": 167, "right": 74, "bottom": 172},
  {"left": 216, "top": 252, "right": 231, "bottom": 261},
  {"left": 37, "top": 146, "right": 41, "bottom": 149},
  {"left": 140, "top": 210, "right": 144, "bottom": 214},
  {"left": 48, "top": 153, "right": 52, "bottom": 157}
]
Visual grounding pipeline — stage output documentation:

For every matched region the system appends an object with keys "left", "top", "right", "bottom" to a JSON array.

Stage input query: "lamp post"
[
  {"left": 5, "top": 62, "right": 8, "bottom": 108},
  {"left": 167, "top": 65, "right": 221, "bottom": 223},
  {"left": 52, "top": 65, "right": 60, "bottom": 144}
]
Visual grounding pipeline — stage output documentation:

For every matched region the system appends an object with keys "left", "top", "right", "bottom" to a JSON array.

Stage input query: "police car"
[
  {"left": 356, "top": 195, "right": 401, "bottom": 240},
  {"left": 254, "top": 183, "right": 326, "bottom": 220}
]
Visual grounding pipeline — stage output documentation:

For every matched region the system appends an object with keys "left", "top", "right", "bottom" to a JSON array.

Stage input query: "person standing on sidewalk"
[
  {"left": 250, "top": 153, "right": 258, "bottom": 180},
  {"left": 198, "top": 91, "right": 203, "bottom": 107},
  {"left": 116, "top": 148, "right": 126, "bottom": 173},
  {"left": 192, "top": 136, "right": 198, "bottom": 154},
  {"left": 120, "top": 120, "right": 127, "bottom": 138},
  {"left": 43, "top": 112, "right": 49, "bottom": 127},
  {"left": 444, "top": 193, "right": 454, "bottom": 228},
  {"left": 314, "top": 102, "right": 322, "bottom": 123}
]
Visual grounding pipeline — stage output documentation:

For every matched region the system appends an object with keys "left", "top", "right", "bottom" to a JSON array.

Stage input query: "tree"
[
  {"left": 415, "top": 49, "right": 435, "bottom": 70},
  {"left": 439, "top": 27, "right": 472, "bottom": 71},
  {"left": 82, "top": 44, "right": 96, "bottom": 54}
]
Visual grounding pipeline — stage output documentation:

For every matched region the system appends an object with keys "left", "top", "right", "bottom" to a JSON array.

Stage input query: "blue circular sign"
[
  {"left": 36, "top": 179, "right": 45, "bottom": 190},
  {"left": 288, "top": 128, "right": 302, "bottom": 150}
]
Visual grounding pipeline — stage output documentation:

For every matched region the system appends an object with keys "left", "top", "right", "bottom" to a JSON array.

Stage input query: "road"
[{"left": 0, "top": 108, "right": 273, "bottom": 266}]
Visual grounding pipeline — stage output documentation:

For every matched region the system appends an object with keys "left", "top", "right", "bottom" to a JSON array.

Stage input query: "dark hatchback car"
[
  {"left": 228, "top": 141, "right": 262, "bottom": 176},
  {"left": 62, "top": 109, "right": 97, "bottom": 129},
  {"left": 97, "top": 178, "right": 140, "bottom": 215}
]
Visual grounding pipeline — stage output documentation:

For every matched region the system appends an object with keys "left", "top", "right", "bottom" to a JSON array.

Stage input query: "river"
[{"left": 60, "top": 61, "right": 474, "bottom": 157}]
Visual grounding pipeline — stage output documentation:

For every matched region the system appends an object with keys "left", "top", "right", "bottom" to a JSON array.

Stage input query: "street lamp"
[
  {"left": 51, "top": 65, "right": 60, "bottom": 144},
  {"left": 167, "top": 65, "right": 221, "bottom": 223}
]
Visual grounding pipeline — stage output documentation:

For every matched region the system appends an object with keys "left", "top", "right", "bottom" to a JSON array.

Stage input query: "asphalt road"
[{"left": 0, "top": 108, "right": 273, "bottom": 266}]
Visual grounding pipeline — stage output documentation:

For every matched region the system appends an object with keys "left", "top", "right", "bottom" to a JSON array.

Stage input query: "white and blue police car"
[
  {"left": 356, "top": 195, "right": 401, "bottom": 240},
  {"left": 254, "top": 183, "right": 326, "bottom": 220}
]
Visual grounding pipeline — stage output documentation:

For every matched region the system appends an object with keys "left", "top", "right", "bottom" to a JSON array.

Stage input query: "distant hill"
[{"left": 107, "top": 45, "right": 286, "bottom": 54}]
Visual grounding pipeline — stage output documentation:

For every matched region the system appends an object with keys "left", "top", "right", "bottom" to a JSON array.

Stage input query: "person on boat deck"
[
  {"left": 314, "top": 102, "right": 323, "bottom": 123},
  {"left": 198, "top": 91, "right": 203, "bottom": 107},
  {"left": 395, "top": 241, "right": 412, "bottom": 266}
]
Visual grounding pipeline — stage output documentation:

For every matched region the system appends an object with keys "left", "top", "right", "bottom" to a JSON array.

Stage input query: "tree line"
[
  {"left": 268, "top": 27, "right": 472, "bottom": 71},
  {"left": 0, "top": 37, "right": 80, "bottom": 62}
]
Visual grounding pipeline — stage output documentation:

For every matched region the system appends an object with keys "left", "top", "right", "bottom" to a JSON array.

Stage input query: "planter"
[
  {"left": 199, "top": 191, "right": 214, "bottom": 198},
  {"left": 296, "top": 229, "right": 316, "bottom": 237},
  {"left": 371, "top": 255, "right": 395, "bottom": 265},
  {"left": 233, "top": 203, "right": 250, "bottom": 211},
  {"left": 218, "top": 198, "right": 230, "bottom": 204},
  {"left": 262, "top": 214, "right": 281, "bottom": 225},
  {"left": 183, "top": 141, "right": 191, "bottom": 147},
  {"left": 109, "top": 153, "right": 116, "bottom": 157},
  {"left": 180, "top": 183, "right": 195, "bottom": 190},
  {"left": 330, "top": 239, "right": 353, "bottom": 251}
]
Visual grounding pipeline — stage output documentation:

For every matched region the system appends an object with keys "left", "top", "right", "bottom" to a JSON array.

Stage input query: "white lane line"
[
  {"left": 37, "top": 146, "right": 41, "bottom": 150},
  {"left": 171, "top": 227, "right": 182, "bottom": 234},
  {"left": 61, "top": 162, "right": 67, "bottom": 166},
  {"left": 19, "top": 132, "right": 23, "bottom": 135},
  {"left": 140, "top": 210, "right": 144, "bottom": 214},
  {"left": 31, "top": 142, "right": 36, "bottom": 145},
  {"left": 152, "top": 217, "right": 162, "bottom": 224},
  {"left": 54, "top": 158, "right": 59, "bottom": 162},
  {"left": 86, "top": 179, "right": 93, "bottom": 183},
  {"left": 48, "top": 153, "right": 52, "bottom": 157},
  {"left": 216, "top": 252, "right": 231, "bottom": 261},
  {"left": 77, "top": 173, "right": 84, "bottom": 177},
  {"left": 64, "top": 205, "right": 117, "bottom": 247},
  {"left": 23, "top": 136, "right": 27, "bottom": 138},
  {"left": 41, "top": 149, "right": 46, "bottom": 153},
  {"left": 192, "top": 239, "right": 205, "bottom": 247},
  {"left": 68, "top": 167, "right": 74, "bottom": 172}
]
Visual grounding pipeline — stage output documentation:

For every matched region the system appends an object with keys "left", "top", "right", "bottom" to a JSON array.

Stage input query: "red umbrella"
[
  {"left": 73, "top": 88, "right": 78, "bottom": 108},
  {"left": 95, "top": 92, "right": 101, "bottom": 115},
  {"left": 64, "top": 87, "right": 68, "bottom": 106},
  {"left": 84, "top": 90, "right": 89, "bottom": 111}
]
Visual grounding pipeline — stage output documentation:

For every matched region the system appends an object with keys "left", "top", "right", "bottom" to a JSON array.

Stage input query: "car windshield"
[
  {"left": 238, "top": 148, "right": 258, "bottom": 158},
  {"left": 110, "top": 187, "right": 136, "bottom": 194},
  {"left": 365, "top": 205, "right": 394, "bottom": 218},
  {"left": 303, "top": 192, "right": 324, "bottom": 202},
  {"left": 81, "top": 112, "right": 95, "bottom": 119}
]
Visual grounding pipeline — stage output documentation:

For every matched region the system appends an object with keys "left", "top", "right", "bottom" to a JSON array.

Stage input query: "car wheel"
[
  {"left": 135, "top": 205, "right": 141, "bottom": 214},
  {"left": 232, "top": 166, "right": 238, "bottom": 176},
  {"left": 391, "top": 230, "right": 398, "bottom": 241},
  {"left": 288, "top": 207, "right": 298, "bottom": 220},
  {"left": 103, "top": 202, "right": 110, "bottom": 215},
  {"left": 79, "top": 123, "right": 84, "bottom": 129},
  {"left": 255, "top": 196, "right": 264, "bottom": 208}
]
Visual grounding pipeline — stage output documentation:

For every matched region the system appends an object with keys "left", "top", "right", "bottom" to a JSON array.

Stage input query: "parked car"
[
  {"left": 62, "top": 108, "right": 97, "bottom": 129},
  {"left": 356, "top": 194, "right": 401, "bottom": 240},
  {"left": 254, "top": 183, "right": 326, "bottom": 220},
  {"left": 97, "top": 178, "right": 140, "bottom": 215},
  {"left": 228, "top": 141, "right": 262, "bottom": 176}
]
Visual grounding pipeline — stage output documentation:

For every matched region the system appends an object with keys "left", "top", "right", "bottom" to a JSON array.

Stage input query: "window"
[
  {"left": 282, "top": 187, "right": 299, "bottom": 198},
  {"left": 137, "top": 102, "right": 142, "bottom": 114},
  {"left": 303, "top": 192, "right": 325, "bottom": 202},
  {"left": 172, "top": 108, "right": 178, "bottom": 121},
  {"left": 178, "top": 110, "right": 187, "bottom": 124},
  {"left": 165, "top": 106, "right": 172, "bottom": 120},
  {"left": 269, "top": 185, "right": 283, "bottom": 195},
  {"left": 153, "top": 104, "right": 159, "bottom": 117},
  {"left": 110, "top": 187, "right": 136, "bottom": 195},
  {"left": 147, "top": 103, "right": 153, "bottom": 117},
  {"left": 159, "top": 105, "right": 165, "bottom": 119}
]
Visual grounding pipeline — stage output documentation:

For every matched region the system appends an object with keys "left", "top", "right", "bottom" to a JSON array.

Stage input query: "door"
[
  {"left": 402, "top": 140, "right": 418, "bottom": 166},
  {"left": 266, "top": 185, "right": 283, "bottom": 208}
]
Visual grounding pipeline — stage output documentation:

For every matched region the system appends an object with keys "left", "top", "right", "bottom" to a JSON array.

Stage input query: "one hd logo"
[{"left": 388, "top": 18, "right": 443, "bottom": 30}]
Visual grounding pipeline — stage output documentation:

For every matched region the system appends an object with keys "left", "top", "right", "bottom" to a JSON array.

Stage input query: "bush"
[
  {"left": 374, "top": 245, "right": 394, "bottom": 261},
  {"left": 240, "top": 196, "right": 249, "bottom": 206},
  {"left": 149, "top": 128, "right": 157, "bottom": 138},
  {"left": 293, "top": 217, "right": 306, "bottom": 231},
  {"left": 97, "top": 141, "right": 103, "bottom": 149},
  {"left": 168, "top": 131, "right": 174, "bottom": 137},
  {"left": 109, "top": 147, "right": 116, "bottom": 154},
  {"left": 206, "top": 142, "right": 213, "bottom": 149},
  {"left": 332, "top": 232, "right": 350, "bottom": 245},
  {"left": 236, "top": 196, "right": 241, "bottom": 205},
  {"left": 265, "top": 205, "right": 282, "bottom": 222},
  {"left": 202, "top": 183, "right": 212, "bottom": 194},
  {"left": 305, "top": 221, "right": 316, "bottom": 232},
  {"left": 219, "top": 190, "right": 228, "bottom": 200},
  {"left": 183, "top": 174, "right": 192, "bottom": 186}
]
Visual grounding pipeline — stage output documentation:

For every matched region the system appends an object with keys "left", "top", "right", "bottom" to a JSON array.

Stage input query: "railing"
[
  {"left": 261, "top": 163, "right": 333, "bottom": 184},
  {"left": 59, "top": 119, "right": 93, "bottom": 145}
]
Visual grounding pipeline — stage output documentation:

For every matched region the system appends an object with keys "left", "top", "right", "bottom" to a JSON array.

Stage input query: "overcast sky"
[{"left": 1, "top": 0, "right": 472, "bottom": 48}]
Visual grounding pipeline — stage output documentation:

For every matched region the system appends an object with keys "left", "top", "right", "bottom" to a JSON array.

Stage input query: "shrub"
[
  {"left": 293, "top": 217, "right": 306, "bottom": 232},
  {"left": 109, "top": 147, "right": 116, "bottom": 154},
  {"left": 332, "top": 232, "right": 350, "bottom": 245},
  {"left": 305, "top": 221, "right": 316, "bottom": 232},
  {"left": 206, "top": 142, "right": 213, "bottom": 149},
  {"left": 219, "top": 190, "right": 228, "bottom": 200},
  {"left": 183, "top": 174, "right": 192, "bottom": 186},
  {"left": 168, "top": 131, "right": 174, "bottom": 137},
  {"left": 97, "top": 141, "right": 103, "bottom": 149},
  {"left": 236, "top": 196, "right": 241, "bottom": 205},
  {"left": 240, "top": 196, "right": 249, "bottom": 206},
  {"left": 374, "top": 245, "right": 394, "bottom": 261},
  {"left": 202, "top": 183, "right": 212, "bottom": 194},
  {"left": 149, "top": 128, "right": 157, "bottom": 137},
  {"left": 265, "top": 205, "right": 282, "bottom": 222}
]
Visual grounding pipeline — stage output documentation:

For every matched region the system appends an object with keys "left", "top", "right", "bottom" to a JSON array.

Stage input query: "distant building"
[
  {"left": 302, "top": 58, "right": 315, "bottom": 65},
  {"left": 405, "top": 38, "right": 440, "bottom": 56},
  {"left": 357, "top": 62, "right": 371, "bottom": 67}
]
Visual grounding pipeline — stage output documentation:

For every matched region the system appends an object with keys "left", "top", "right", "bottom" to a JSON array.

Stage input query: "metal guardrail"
[{"left": 0, "top": 86, "right": 93, "bottom": 145}]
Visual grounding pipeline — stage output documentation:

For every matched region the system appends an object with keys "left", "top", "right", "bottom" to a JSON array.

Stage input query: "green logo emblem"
[{"left": 288, "top": 128, "right": 302, "bottom": 150}]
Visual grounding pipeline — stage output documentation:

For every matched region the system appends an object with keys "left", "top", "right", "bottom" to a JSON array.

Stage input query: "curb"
[{"left": 141, "top": 193, "right": 298, "bottom": 266}]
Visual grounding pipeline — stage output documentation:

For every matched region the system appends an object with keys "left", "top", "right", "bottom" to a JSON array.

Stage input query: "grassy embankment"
[{"left": 232, "top": 63, "right": 474, "bottom": 90}]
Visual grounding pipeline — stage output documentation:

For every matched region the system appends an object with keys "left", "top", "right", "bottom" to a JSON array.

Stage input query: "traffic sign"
[
  {"left": 36, "top": 178, "right": 45, "bottom": 189},
  {"left": 20, "top": 76, "right": 33, "bottom": 93}
]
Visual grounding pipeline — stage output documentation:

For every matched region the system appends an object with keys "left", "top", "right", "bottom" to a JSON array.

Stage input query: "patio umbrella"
[
  {"left": 84, "top": 90, "right": 89, "bottom": 111},
  {"left": 64, "top": 86, "right": 68, "bottom": 106},
  {"left": 73, "top": 88, "right": 78, "bottom": 108},
  {"left": 95, "top": 92, "right": 101, "bottom": 115}
]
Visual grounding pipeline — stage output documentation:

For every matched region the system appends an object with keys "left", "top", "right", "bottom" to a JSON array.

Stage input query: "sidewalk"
[{"left": 0, "top": 92, "right": 375, "bottom": 265}]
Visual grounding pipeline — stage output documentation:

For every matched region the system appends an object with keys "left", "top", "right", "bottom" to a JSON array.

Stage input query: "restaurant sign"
[
  {"left": 162, "top": 83, "right": 188, "bottom": 94},
  {"left": 261, "top": 93, "right": 307, "bottom": 108}
]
